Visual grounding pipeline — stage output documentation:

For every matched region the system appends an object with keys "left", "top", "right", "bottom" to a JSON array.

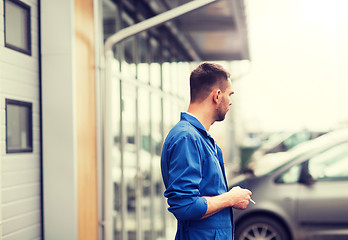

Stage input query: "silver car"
[{"left": 231, "top": 128, "right": 348, "bottom": 240}]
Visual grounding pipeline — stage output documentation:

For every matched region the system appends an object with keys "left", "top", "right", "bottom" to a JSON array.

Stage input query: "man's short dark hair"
[{"left": 190, "top": 62, "right": 231, "bottom": 103}]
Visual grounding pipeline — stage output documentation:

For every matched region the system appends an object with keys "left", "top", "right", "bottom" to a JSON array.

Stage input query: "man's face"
[{"left": 216, "top": 81, "right": 234, "bottom": 122}]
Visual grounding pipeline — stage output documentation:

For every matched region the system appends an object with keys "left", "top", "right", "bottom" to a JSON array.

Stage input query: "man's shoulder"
[{"left": 166, "top": 120, "right": 200, "bottom": 142}]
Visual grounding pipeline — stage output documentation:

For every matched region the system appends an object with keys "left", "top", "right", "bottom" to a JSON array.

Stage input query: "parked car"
[
  {"left": 246, "top": 130, "right": 326, "bottom": 173},
  {"left": 231, "top": 128, "right": 348, "bottom": 240}
]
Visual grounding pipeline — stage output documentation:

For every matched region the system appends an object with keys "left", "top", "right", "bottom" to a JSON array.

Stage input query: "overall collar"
[{"left": 181, "top": 112, "right": 214, "bottom": 140}]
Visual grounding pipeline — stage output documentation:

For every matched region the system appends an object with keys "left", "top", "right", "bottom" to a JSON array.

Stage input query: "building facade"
[
  {"left": 1, "top": 0, "right": 41, "bottom": 238},
  {"left": 0, "top": 0, "right": 249, "bottom": 239}
]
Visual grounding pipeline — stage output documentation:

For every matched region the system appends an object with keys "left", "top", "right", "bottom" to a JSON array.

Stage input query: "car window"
[
  {"left": 283, "top": 131, "right": 311, "bottom": 150},
  {"left": 308, "top": 142, "right": 348, "bottom": 181},
  {"left": 275, "top": 164, "right": 301, "bottom": 184}
]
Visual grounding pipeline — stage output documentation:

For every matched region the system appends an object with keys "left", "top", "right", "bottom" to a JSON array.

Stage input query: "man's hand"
[
  {"left": 202, "top": 186, "right": 252, "bottom": 219},
  {"left": 227, "top": 186, "right": 252, "bottom": 210}
]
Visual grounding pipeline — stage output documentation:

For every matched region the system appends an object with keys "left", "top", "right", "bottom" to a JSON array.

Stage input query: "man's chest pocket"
[{"left": 200, "top": 155, "right": 227, "bottom": 195}]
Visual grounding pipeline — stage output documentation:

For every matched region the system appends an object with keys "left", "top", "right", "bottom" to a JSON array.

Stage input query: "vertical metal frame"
[
  {"left": 93, "top": 0, "right": 106, "bottom": 239},
  {"left": 159, "top": 40, "right": 168, "bottom": 239},
  {"left": 3, "top": 0, "right": 32, "bottom": 55},
  {"left": 147, "top": 32, "right": 154, "bottom": 240},
  {"left": 134, "top": 33, "right": 143, "bottom": 240},
  {"left": 103, "top": 50, "right": 114, "bottom": 240}
]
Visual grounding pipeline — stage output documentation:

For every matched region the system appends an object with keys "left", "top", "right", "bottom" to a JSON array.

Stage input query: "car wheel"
[{"left": 235, "top": 215, "right": 290, "bottom": 240}]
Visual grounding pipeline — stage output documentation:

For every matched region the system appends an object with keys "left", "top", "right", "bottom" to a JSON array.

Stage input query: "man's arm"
[
  {"left": 163, "top": 135, "right": 209, "bottom": 221},
  {"left": 202, "top": 186, "right": 252, "bottom": 219}
]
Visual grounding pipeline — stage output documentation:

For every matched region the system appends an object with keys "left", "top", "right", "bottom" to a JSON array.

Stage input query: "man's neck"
[{"left": 187, "top": 103, "right": 214, "bottom": 131}]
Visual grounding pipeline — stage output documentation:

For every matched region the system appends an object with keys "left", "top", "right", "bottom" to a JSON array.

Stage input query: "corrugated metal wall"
[{"left": 0, "top": 0, "right": 41, "bottom": 239}]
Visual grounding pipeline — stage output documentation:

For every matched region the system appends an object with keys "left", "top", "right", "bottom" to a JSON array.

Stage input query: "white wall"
[
  {"left": 0, "top": 0, "right": 41, "bottom": 239},
  {"left": 41, "top": 0, "right": 78, "bottom": 239}
]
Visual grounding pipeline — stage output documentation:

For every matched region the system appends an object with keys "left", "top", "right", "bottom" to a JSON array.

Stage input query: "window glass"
[
  {"left": 151, "top": 94, "right": 162, "bottom": 157},
  {"left": 150, "top": 63, "right": 161, "bottom": 88},
  {"left": 4, "top": 0, "right": 31, "bottom": 55},
  {"left": 124, "top": 37, "right": 135, "bottom": 63},
  {"left": 138, "top": 88, "right": 151, "bottom": 239},
  {"left": 177, "top": 62, "right": 190, "bottom": 99},
  {"left": 6, "top": 99, "right": 32, "bottom": 153},
  {"left": 138, "top": 33, "right": 148, "bottom": 65},
  {"left": 170, "top": 62, "right": 178, "bottom": 95},
  {"left": 122, "top": 82, "right": 137, "bottom": 239},
  {"left": 148, "top": 35, "right": 161, "bottom": 88},
  {"left": 138, "top": 63, "right": 149, "bottom": 83},
  {"left": 176, "top": 101, "right": 186, "bottom": 123},
  {"left": 120, "top": 61, "right": 136, "bottom": 82},
  {"left": 163, "top": 98, "right": 173, "bottom": 136},
  {"left": 151, "top": 94, "right": 165, "bottom": 239},
  {"left": 121, "top": 37, "right": 136, "bottom": 80},
  {"left": 111, "top": 62, "right": 122, "bottom": 239},
  {"left": 276, "top": 164, "right": 301, "bottom": 184},
  {"left": 162, "top": 62, "right": 171, "bottom": 93},
  {"left": 308, "top": 142, "right": 348, "bottom": 181},
  {"left": 283, "top": 131, "right": 311, "bottom": 150},
  {"left": 149, "top": 37, "right": 162, "bottom": 65}
]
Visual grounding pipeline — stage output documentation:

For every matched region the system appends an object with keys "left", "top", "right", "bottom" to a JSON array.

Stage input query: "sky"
[{"left": 235, "top": 0, "right": 348, "bottom": 132}]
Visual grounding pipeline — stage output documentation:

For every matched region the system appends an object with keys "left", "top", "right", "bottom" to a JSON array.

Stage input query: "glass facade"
[
  {"left": 103, "top": 1, "right": 191, "bottom": 239},
  {"left": 102, "top": 1, "right": 250, "bottom": 239},
  {"left": 109, "top": 51, "right": 189, "bottom": 240}
]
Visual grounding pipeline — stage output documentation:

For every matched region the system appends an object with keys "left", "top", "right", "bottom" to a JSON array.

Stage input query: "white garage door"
[{"left": 0, "top": 0, "right": 41, "bottom": 239}]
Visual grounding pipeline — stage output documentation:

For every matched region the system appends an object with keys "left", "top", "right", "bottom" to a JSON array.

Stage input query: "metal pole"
[{"left": 104, "top": 51, "right": 114, "bottom": 240}]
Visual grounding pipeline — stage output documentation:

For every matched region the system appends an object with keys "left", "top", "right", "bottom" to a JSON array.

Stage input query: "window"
[
  {"left": 6, "top": 99, "right": 33, "bottom": 153},
  {"left": 308, "top": 142, "right": 348, "bottom": 181},
  {"left": 4, "top": 0, "right": 31, "bottom": 55},
  {"left": 276, "top": 163, "right": 301, "bottom": 184}
]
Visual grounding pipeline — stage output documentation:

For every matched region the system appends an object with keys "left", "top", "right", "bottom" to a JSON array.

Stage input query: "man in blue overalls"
[{"left": 161, "top": 62, "right": 252, "bottom": 239}]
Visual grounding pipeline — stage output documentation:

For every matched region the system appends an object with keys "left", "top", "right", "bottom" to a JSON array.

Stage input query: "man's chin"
[{"left": 216, "top": 115, "right": 226, "bottom": 122}]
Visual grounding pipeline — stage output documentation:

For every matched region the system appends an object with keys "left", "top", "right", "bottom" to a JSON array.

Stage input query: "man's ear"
[{"left": 212, "top": 89, "right": 222, "bottom": 104}]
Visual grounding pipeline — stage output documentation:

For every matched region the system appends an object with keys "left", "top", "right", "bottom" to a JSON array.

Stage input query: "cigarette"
[{"left": 250, "top": 198, "right": 256, "bottom": 204}]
